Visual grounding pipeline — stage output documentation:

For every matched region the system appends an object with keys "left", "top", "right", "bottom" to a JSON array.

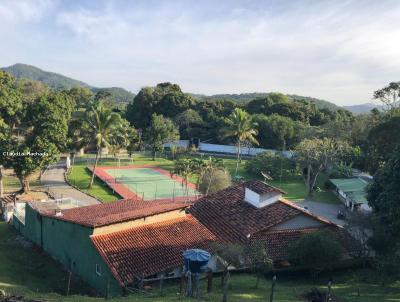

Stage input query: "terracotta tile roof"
[
  {"left": 245, "top": 180, "right": 286, "bottom": 195},
  {"left": 252, "top": 226, "right": 360, "bottom": 261},
  {"left": 42, "top": 199, "right": 190, "bottom": 228},
  {"left": 91, "top": 215, "right": 217, "bottom": 285},
  {"left": 188, "top": 180, "right": 328, "bottom": 242}
]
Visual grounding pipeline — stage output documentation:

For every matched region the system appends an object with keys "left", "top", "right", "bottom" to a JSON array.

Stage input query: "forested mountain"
[
  {"left": 1, "top": 63, "right": 135, "bottom": 103},
  {"left": 190, "top": 92, "right": 340, "bottom": 110},
  {"left": 343, "top": 103, "right": 378, "bottom": 114}
]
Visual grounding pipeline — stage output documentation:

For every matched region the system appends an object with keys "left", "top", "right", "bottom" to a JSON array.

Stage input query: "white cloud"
[
  {"left": 0, "top": 0, "right": 52, "bottom": 22},
  {"left": 1, "top": 0, "right": 400, "bottom": 105}
]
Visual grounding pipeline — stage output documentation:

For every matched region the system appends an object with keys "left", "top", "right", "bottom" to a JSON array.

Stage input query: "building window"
[{"left": 96, "top": 264, "right": 102, "bottom": 276}]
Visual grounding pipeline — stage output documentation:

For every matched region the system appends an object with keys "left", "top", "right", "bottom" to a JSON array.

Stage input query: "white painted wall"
[
  {"left": 244, "top": 188, "right": 281, "bottom": 208},
  {"left": 163, "top": 140, "right": 294, "bottom": 158},
  {"left": 271, "top": 215, "right": 324, "bottom": 230}
]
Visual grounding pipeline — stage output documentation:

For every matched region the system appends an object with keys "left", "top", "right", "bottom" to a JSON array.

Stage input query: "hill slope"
[
  {"left": 1, "top": 63, "right": 135, "bottom": 103},
  {"left": 343, "top": 103, "right": 378, "bottom": 114},
  {"left": 2, "top": 63, "right": 89, "bottom": 89}
]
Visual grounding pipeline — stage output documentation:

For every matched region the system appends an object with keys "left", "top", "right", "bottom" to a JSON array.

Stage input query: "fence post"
[
  {"left": 270, "top": 275, "right": 277, "bottom": 302},
  {"left": 66, "top": 269, "right": 72, "bottom": 296}
]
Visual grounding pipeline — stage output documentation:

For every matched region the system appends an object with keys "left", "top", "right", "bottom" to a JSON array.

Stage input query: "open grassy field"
[
  {"left": 1, "top": 221, "right": 399, "bottom": 302},
  {"left": 67, "top": 153, "right": 339, "bottom": 204}
]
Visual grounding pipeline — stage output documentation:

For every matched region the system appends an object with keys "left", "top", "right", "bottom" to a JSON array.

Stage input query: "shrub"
[
  {"left": 198, "top": 168, "right": 232, "bottom": 195},
  {"left": 288, "top": 230, "right": 342, "bottom": 279},
  {"left": 245, "top": 151, "right": 297, "bottom": 179}
]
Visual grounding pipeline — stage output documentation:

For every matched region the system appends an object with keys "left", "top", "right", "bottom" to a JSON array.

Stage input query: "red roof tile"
[
  {"left": 245, "top": 180, "right": 286, "bottom": 195},
  {"left": 188, "top": 180, "right": 324, "bottom": 242},
  {"left": 253, "top": 226, "right": 360, "bottom": 261},
  {"left": 42, "top": 199, "right": 190, "bottom": 228},
  {"left": 91, "top": 215, "right": 217, "bottom": 285}
]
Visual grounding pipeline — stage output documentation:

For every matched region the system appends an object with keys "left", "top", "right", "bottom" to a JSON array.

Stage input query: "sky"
[{"left": 1, "top": 0, "right": 400, "bottom": 105}]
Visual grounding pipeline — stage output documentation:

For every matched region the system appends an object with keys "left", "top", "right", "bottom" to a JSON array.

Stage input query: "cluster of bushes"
[{"left": 245, "top": 151, "right": 298, "bottom": 179}]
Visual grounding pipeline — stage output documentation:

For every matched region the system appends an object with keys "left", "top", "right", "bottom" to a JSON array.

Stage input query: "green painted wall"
[
  {"left": 41, "top": 217, "right": 122, "bottom": 296},
  {"left": 14, "top": 204, "right": 123, "bottom": 297}
]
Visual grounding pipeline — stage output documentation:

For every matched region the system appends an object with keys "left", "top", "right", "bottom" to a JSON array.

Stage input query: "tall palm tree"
[
  {"left": 222, "top": 108, "right": 258, "bottom": 175},
  {"left": 85, "top": 102, "right": 122, "bottom": 188}
]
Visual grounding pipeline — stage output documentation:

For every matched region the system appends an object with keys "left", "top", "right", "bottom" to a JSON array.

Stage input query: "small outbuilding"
[{"left": 330, "top": 178, "right": 371, "bottom": 211}]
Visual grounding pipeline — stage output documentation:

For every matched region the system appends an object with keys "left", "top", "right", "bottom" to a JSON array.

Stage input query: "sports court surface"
[
  {"left": 330, "top": 178, "right": 368, "bottom": 204},
  {"left": 91, "top": 165, "right": 198, "bottom": 201}
]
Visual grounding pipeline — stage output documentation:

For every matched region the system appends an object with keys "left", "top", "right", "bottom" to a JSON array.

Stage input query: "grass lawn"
[
  {"left": 67, "top": 153, "right": 340, "bottom": 204},
  {"left": 1, "top": 222, "right": 400, "bottom": 302}
]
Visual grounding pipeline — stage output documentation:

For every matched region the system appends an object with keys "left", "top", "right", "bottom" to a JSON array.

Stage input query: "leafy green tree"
[
  {"left": 295, "top": 138, "right": 350, "bottom": 196},
  {"left": 174, "top": 109, "right": 204, "bottom": 139},
  {"left": 0, "top": 91, "right": 73, "bottom": 192},
  {"left": 373, "top": 82, "right": 400, "bottom": 115},
  {"left": 253, "top": 114, "right": 303, "bottom": 149},
  {"left": 84, "top": 102, "right": 122, "bottom": 188},
  {"left": 29, "top": 92, "right": 75, "bottom": 151},
  {"left": 222, "top": 108, "right": 258, "bottom": 175},
  {"left": 367, "top": 146, "right": 400, "bottom": 258},
  {"left": 199, "top": 168, "right": 231, "bottom": 195},
  {"left": 193, "top": 157, "right": 225, "bottom": 194},
  {"left": 144, "top": 114, "right": 180, "bottom": 160},
  {"left": 244, "top": 241, "right": 272, "bottom": 288},
  {"left": 245, "top": 151, "right": 297, "bottom": 179},
  {"left": 17, "top": 79, "right": 49, "bottom": 104},
  {"left": 108, "top": 119, "right": 137, "bottom": 157},
  {"left": 367, "top": 116, "right": 400, "bottom": 173},
  {"left": 0, "top": 120, "right": 8, "bottom": 196},
  {"left": 65, "top": 87, "right": 93, "bottom": 109},
  {"left": 212, "top": 243, "right": 245, "bottom": 302},
  {"left": 288, "top": 230, "right": 342, "bottom": 279},
  {"left": 126, "top": 87, "right": 155, "bottom": 129},
  {"left": 0, "top": 71, "right": 23, "bottom": 126},
  {"left": 0, "top": 137, "right": 59, "bottom": 192},
  {"left": 173, "top": 158, "right": 196, "bottom": 197},
  {"left": 126, "top": 83, "right": 196, "bottom": 130}
]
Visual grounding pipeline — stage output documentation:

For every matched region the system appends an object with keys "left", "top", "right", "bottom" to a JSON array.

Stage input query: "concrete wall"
[
  {"left": 271, "top": 214, "right": 324, "bottom": 230},
  {"left": 93, "top": 209, "right": 186, "bottom": 235},
  {"left": 163, "top": 140, "right": 294, "bottom": 157}
]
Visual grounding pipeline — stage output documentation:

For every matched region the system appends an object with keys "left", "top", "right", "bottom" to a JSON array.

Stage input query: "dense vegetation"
[
  {"left": 1, "top": 68, "right": 400, "bottom": 299},
  {"left": 1, "top": 63, "right": 135, "bottom": 103},
  {"left": 126, "top": 83, "right": 353, "bottom": 149},
  {"left": 190, "top": 92, "right": 340, "bottom": 110}
]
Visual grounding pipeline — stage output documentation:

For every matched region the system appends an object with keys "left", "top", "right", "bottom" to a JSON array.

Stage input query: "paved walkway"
[
  {"left": 41, "top": 161, "right": 100, "bottom": 206},
  {"left": 297, "top": 200, "right": 347, "bottom": 226}
]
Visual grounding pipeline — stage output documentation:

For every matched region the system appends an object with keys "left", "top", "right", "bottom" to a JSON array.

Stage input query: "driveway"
[
  {"left": 297, "top": 200, "right": 347, "bottom": 226},
  {"left": 41, "top": 161, "right": 100, "bottom": 206}
]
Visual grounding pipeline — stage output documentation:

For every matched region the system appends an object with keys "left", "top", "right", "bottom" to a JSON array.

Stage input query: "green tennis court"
[{"left": 101, "top": 167, "right": 197, "bottom": 200}]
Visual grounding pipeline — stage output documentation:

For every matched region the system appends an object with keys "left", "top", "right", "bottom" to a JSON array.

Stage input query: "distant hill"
[
  {"left": 189, "top": 92, "right": 340, "bottom": 111},
  {"left": 343, "top": 103, "right": 378, "bottom": 114},
  {"left": 1, "top": 63, "right": 135, "bottom": 103}
]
